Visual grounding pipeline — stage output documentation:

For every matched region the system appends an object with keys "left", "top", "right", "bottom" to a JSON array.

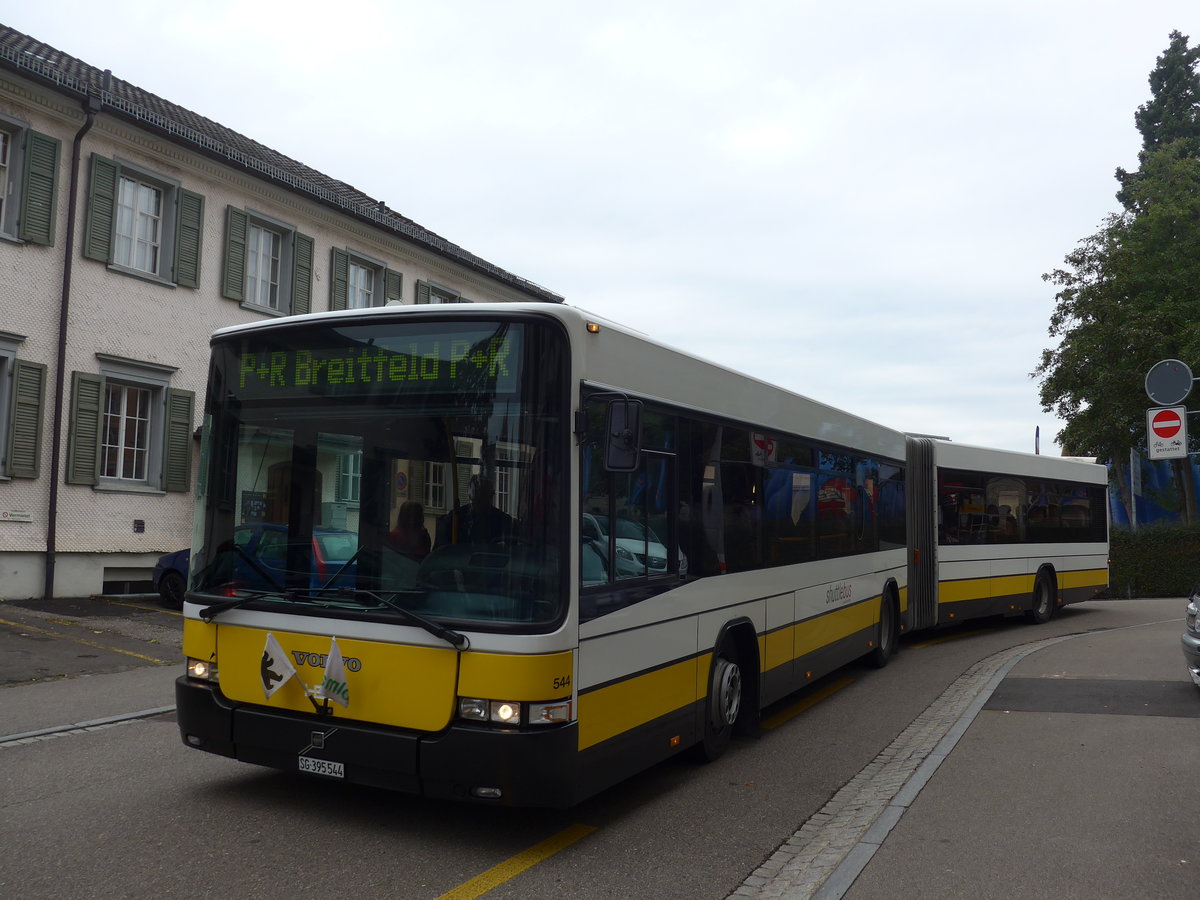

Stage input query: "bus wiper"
[
  {"left": 198, "top": 589, "right": 299, "bottom": 623},
  {"left": 333, "top": 588, "right": 469, "bottom": 651}
]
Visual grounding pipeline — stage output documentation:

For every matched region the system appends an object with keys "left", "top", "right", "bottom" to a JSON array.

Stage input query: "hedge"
[{"left": 1107, "top": 524, "right": 1200, "bottom": 598}]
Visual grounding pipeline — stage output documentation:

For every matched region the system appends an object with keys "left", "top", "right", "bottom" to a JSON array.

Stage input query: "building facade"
[{"left": 0, "top": 25, "right": 562, "bottom": 599}]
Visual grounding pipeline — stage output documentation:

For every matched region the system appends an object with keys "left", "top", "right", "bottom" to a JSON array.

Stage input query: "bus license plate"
[{"left": 298, "top": 755, "right": 344, "bottom": 779}]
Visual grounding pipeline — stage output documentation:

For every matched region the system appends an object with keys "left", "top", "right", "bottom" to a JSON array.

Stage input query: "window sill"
[
  {"left": 94, "top": 482, "right": 167, "bottom": 497},
  {"left": 106, "top": 264, "right": 176, "bottom": 289},
  {"left": 241, "top": 302, "right": 288, "bottom": 318}
]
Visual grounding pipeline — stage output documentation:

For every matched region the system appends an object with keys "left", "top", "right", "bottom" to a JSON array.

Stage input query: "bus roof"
[{"left": 208, "top": 302, "right": 907, "bottom": 462}]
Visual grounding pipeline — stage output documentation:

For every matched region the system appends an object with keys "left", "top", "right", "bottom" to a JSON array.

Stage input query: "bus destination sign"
[{"left": 235, "top": 334, "right": 517, "bottom": 399}]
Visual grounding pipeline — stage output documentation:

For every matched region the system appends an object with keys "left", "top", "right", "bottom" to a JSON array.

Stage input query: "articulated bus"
[{"left": 175, "top": 303, "right": 1108, "bottom": 807}]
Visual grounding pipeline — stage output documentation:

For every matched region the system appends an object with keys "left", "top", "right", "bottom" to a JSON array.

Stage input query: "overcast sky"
[{"left": 7, "top": 2, "right": 1196, "bottom": 454}]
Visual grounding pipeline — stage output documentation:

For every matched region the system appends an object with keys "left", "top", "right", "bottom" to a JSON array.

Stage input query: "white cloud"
[{"left": 7, "top": 0, "right": 1195, "bottom": 456}]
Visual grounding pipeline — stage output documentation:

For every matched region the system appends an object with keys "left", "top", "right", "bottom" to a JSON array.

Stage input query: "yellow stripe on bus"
[
  {"left": 577, "top": 656, "right": 699, "bottom": 751},
  {"left": 1060, "top": 568, "right": 1108, "bottom": 590},
  {"left": 938, "top": 568, "right": 1109, "bottom": 606},
  {"left": 580, "top": 597, "right": 883, "bottom": 752}
]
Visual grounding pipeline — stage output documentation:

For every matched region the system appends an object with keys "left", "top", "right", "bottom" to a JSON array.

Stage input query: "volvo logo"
[{"left": 291, "top": 650, "right": 363, "bottom": 672}]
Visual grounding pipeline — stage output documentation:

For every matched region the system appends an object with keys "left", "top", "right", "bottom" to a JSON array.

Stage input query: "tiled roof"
[{"left": 0, "top": 24, "right": 563, "bottom": 303}]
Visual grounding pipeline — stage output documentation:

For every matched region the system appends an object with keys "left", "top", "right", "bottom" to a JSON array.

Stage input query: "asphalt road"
[{"left": 0, "top": 595, "right": 1194, "bottom": 899}]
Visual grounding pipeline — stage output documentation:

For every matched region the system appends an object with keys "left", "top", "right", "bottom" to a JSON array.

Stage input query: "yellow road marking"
[
  {"left": 761, "top": 677, "right": 854, "bottom": 730},
  {"left": 0, "top": 616, "right": 169, "bottom": 665},
  {"left": 97, "top": 596, "right": 182, "bottom": 617},
  {"left": 436, "top": 824, "right": 598, "bottom": 900}
]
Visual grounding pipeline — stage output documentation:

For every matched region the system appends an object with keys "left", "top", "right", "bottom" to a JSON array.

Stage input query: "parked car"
[
  {"left": 1183, "top": 592, "right": 1200, "bottom": 687},
  {"left": 153, "top": 549, "right": 189, "bottom": 609},
  {"left": 581, "top": 513, "right": 685, "bottom": 578},
  {"left": 151, "top": 524, "right": 359, "bottom": 608}
]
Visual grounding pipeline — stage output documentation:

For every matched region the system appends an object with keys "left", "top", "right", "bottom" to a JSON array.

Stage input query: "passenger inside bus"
[
  {"left": 435, "top": 474, "right": 515, "bottom": 547},
  {"left": 389, "top": 501, "right": 431, "bottom": 560}
]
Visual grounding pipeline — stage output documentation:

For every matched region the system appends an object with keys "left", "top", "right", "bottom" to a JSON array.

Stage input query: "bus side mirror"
[{"left": 605, "top": 399, "right": 642, "bottom": 472}]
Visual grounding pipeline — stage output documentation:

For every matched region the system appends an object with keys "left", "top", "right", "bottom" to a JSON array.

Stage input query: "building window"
[
  {"left": 0, "top": 118, "right": 61, "bottom": 246},
  {"left": 247, "top": 223, "right": 281, "bottom": 309},
  {"left": 348, "top": 260, "right": 376, "bottom": 309},
  {"left": 424, "top": 462, "right": 447, "bottom": 511},
  {"left": 101, "top": 382, "right": 152, "bottom": 481},
  {"left": 67, "top": 355, "right": 194, "bottom": 493},
  {"left": 84, "top": 154, "right": 203, "bottom": 288},
  {"left": 330, "top": 247, "right": 401, "bottom": 310},
  {"left": 114, "top": 175, "right": 162, "bottom": 274},
  {"left": 338, "top": 452, "right": 362, "bottom": 503},
  {"left": 221, "top": 207, "right": 312, "bottom": 315},
  {"left": 0, "top": 129, "right": 10, "bottom": 230},
  {"left": 0, "top": 331, "right": 45, "bottom": 479},
  {"left": 415, "top": 280, "right": 466, "bottom": 304}
]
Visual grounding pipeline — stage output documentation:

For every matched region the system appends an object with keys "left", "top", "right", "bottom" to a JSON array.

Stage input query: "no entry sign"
[{"left": 1147, "top": 406, "right": 1188, "bottom": 459}]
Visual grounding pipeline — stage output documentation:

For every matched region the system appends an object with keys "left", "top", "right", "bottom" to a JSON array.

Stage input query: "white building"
[{"left": 0, "top": 24, "right": 562, "bottom": 599}]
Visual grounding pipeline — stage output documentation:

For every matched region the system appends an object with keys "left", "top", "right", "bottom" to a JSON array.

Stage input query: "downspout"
[{"left": 44, "top": 89, "right": 102, "bottom": 600}]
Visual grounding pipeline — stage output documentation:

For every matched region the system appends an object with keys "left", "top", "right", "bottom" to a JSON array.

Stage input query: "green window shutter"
[
  {"left": 221, "top": 207, "right": 247, "bottom": 301},
  {"left": 163, "top": 388, "right": 194, "bottom": 493},
  {"left": 18, "top": 131, "right": 60, "bottom": 246},
  {"left": 174, "top": 189, "right": 204, "bottom": 288},
  {"left": 330, "top": 247, "right": 348, "bottom": 311},
  {"left": 7, "top": 360, "right": 46, "bottom": 478},
  {"left": 292, "top": 232, "right": 313, "bottom": 315},
  {"left": 415, "top": 280, "right": 431, "bottom": 304},
  {"left": 66, "top": 371, "right": 102, "bottom": 485},
  {"left": 83, "top": 154, "right": 118, "bottom": 263},
  {"left": 384, "top": 268, "right": 402, "bottom": 304}
]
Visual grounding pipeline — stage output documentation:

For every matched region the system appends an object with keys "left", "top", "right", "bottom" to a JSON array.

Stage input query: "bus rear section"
[{"left": 905, "top": 437, "right": 1109, "bottom": 630}]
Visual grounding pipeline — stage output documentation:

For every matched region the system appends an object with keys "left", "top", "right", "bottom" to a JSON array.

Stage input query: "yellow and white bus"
[
  {"left": 905, "top": 438, "right": 1109, "bottom": 629},
  {"left": 175, "top": 303, "right": 1107, "bottom": 806}
]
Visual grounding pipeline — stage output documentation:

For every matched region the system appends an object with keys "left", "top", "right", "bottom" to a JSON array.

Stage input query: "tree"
[
  {"left": 1036, "top": 31, "right": 1200, "bottom": 524},
  {"left": 1117, "top": 31, "right": 1200, "bottom": 209}
]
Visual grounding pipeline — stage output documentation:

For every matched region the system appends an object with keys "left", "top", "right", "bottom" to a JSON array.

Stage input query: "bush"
[{"left": 1107, "top": 524, "right": 1200, "bottom": 597}]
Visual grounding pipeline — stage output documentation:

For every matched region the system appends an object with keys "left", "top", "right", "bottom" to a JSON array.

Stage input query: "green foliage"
[
  {"left": 1035, "top": 30, "right": 1200, "bottom": 474},
  {"left": 1108, "top": 524, "right": 1200, "bottom": 597},
  {"left": 1118, "top": 30, "right": 1200, "bottom": 208}
]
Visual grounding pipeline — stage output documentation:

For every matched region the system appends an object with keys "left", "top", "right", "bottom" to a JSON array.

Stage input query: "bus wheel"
[
  {"left": 1025, "top": 572, "right": 1055, "bottom": 624},
  {"left": 695, "top": 639, "right": 742, "bottom": 762},
  {"left": 868, "top": 594, "right": 897, "bottom": 668}
]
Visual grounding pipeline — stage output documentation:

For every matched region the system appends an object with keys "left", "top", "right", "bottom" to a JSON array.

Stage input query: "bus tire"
[
  {"left": 868, "top": 592, "right": 898, "bottom": 668},
  {"left": 694, "top": 638, "right": 742, "bottom": 762},
  {"left": 1025, "top": 571, "right": 1055, "bottom": 624}
]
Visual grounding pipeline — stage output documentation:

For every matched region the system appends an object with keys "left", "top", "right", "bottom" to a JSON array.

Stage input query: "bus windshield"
[{"left": 190, "top": 315, "right": 567, "bottom": 631}]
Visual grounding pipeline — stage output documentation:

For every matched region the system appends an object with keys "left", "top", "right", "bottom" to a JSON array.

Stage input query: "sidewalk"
[
  {"left": 735, "top": 596, "right": 1199, "bottom": 899},
  {"left": 0, "top": 593, "right": 181, "bottom": 736}
]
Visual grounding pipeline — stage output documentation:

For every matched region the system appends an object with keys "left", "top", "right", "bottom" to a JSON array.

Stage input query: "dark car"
[
  {"left": 1183, "top": 592, "right": 1200, "bottom": 687},
  {"left": 153, "top": 549, "right": 189, "bottom": 609},
  {"left": 151, "top": 524, "right": 359, "bottom": 609}
]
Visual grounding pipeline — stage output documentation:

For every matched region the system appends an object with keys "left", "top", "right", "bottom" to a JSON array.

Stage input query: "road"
[{"left": 0, "top": 595, "right": 1193, "bottom": 898}]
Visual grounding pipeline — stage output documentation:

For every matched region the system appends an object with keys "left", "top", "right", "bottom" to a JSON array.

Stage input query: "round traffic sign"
[
  {"left": 1146, "top": 359, "right": 1194, "bottom": 405},
  {"left": 1151, "top": 408, "right": 1182, "bottom": 439}
]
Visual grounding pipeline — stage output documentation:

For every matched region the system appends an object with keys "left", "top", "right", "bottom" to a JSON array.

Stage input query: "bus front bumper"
[{"left": 175, "top": 677, "right": 579, "bottom": 807}]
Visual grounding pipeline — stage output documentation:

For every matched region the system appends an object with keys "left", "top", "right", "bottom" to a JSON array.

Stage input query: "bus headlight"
[
  {"left": 186, "top": 657, "right": 219, "bottom": 683},
  {"left": 457, "top": 697, "right": 574, "bottom": 726},
  {"left": 458, "top": 697, "right": 521, "bottom": 724}
]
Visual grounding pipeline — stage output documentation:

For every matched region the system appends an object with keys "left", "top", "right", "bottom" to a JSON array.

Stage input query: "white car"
[{"left": 582, "top": 513, "right": 686, "bottom": 579}]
